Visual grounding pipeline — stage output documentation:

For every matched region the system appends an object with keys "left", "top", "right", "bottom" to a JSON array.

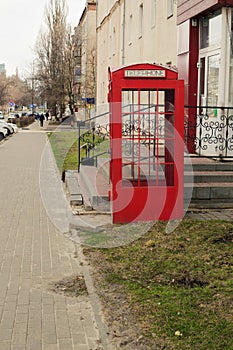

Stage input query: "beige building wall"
[
  {"left": 96, "top": 0, "right": 178, "bottom": 113},
  {"left": 74, "top": 2, "right": 96, "bottom": 120},
  {"left": 80, "top": 3, "right": 96, "bottom": 100}
]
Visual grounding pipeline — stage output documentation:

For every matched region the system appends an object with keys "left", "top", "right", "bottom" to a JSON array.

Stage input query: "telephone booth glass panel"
[{"left": 122, "top": 89, "right": 175, "bottom": 187}]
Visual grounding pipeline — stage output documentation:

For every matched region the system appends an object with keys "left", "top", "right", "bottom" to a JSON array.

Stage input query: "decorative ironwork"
[
  {"left": 79, "top": 123, "right": 110, "bottom": 144},
  {"left": 122, "top": 113, "right": 165, "bottom": 139},
  {"left": 77, "top": 112, "right": 110, "bottom": 171},
  {"left": 184, "top": 106, "right": 233, "bottom": 158}
]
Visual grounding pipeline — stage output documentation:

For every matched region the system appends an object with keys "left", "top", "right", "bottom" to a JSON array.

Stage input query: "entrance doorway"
[
  {"left": 198, "top": 10, "right": 222, "bottom": 115},
  {"left": 199, "top": 51, "right": 220, "bottom": 115}
]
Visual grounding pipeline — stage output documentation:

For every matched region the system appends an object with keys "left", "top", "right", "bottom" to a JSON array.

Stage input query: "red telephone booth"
[{"left": 108, "top": 63, "right": 184, "bottom": 223}]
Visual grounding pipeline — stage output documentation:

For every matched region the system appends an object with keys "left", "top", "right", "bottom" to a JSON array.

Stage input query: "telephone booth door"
[{"left": 108, "top": 64, "right": 184, "bottom": 224}]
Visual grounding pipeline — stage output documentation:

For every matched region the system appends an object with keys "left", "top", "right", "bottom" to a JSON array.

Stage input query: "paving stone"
[
  {"left": 0, "top": 123, "right": 109, "bottom": 350},
  {"left": 43, "top": 333, "right": 58, "bottom": 345}
]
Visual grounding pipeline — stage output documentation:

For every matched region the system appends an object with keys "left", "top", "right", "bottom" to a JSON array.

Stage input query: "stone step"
[
  {"left": 65, "top": 171, "right": 83, "bottom": 205},
  {"left": 78, "top": 164, "right": 110, "bottom": 212},
  {"left": 76, "top": 157, "right": 233, "bottom": 210},
  {"left": 188, "top": 182, "right": 233, "bottom": 200},
  {"left": 96, "top": 157, "right": 110, "bottom": 182},
  {"left": 185, "top": 171, "right": 233, "bottom": 183},
  {"left": 185, "top": 159, "right": 233, "bottom": 172}
]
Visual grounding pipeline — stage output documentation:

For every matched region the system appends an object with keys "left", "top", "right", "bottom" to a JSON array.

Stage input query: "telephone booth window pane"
[{"left": 122, "top": 89, "right": 175, "bottom": 187}]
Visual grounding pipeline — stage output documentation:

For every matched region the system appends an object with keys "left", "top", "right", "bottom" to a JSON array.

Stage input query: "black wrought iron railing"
[
  {"left": 184, "top": 106, "right": 233, "bottom": 158},
  {"left": 77, "top": 112, "right": 110, "bottom": 172},
  {"left": 77, "top": 105, "right": 233, "bottom": 170}
]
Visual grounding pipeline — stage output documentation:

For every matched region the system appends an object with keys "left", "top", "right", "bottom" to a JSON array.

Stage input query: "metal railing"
[
  {"left": 77, "top": 111, "right": 110, "bottom": 172},
  {"left": 185, "top": 105, "right": 233, "bottom": 158},
  {"left": 78, "top": 104, "right": 233, "bottom": 169}
]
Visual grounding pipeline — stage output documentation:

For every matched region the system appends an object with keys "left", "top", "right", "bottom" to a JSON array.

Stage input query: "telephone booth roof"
[{"left": 109, "top": 63, "right": 178, "bottom": 81}]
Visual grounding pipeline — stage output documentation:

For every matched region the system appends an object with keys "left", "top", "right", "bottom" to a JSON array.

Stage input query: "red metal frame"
[{"left": 108, "top": 63, "right": 184, "bottom": 223}]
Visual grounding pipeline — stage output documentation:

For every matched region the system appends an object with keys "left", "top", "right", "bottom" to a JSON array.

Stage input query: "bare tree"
[
  {"left": 85, "top": 47, "right": 96, "bottom": 100},
  {"left": 35, "top": 0, "right": 70, "bottom": 118},
  {"left": 65, "top": 28, "right": 75, "bottom": 115},
  {"left": 0, "top": 75, "right": 10, "bottom": 107},
  {"left": 0, "top": 74, "right": 29, "bottom": 110},
  {"left": 8, "top": 75, "right": 34, "bottom": 109}
]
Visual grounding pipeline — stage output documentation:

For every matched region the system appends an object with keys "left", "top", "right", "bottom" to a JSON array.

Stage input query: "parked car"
[
  {"left": 6, "top": 122, "right": 18, "bottom": 133},
  {"left": 0, "top": 111, "right": 4, "bottom": 119},
  {"left": 0, "top": 126, "right": 8, "bottom": 141},
  {"left": 7, "top": 114, "right": 16, "bottom": 123},
  {"left": 0, "top": 121, "right": 14, "bottom": 136}
]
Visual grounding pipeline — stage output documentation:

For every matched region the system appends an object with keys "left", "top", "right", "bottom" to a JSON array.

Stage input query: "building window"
[
  {"left": 200, "top": 10, "right": 222, "bottom": 49},
  {"left": 139, "top": 3, "right": 143, "bottom": 38},
  {"left": 151, "top": 0, "right": 156, "bottom": 27},
  {"left": 167, "top": 0, "right": 174, "bottom": 18},
  {"left": 112, "top": 27, "right": 116, "bottom": 55},
  {"left": 129, "top": 14, "right": 133, "bottom": 45}
]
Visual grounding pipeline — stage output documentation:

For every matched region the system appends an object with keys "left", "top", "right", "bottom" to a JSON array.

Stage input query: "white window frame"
[
  {"left": 129, "top": 14, "right": 133, "bottom": 45},
  {"left": 139, "top": 3, "right": 143, "bottom": 38},
  {"left": 151, "top": 0, "right": 156, "bottom": 28},
  {"left": 167, "top": 0, "right": 174, "bottom": 18}
]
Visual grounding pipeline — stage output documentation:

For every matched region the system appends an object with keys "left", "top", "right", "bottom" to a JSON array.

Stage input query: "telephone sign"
[{"left": 124, "top": 69, "right": 166, "bottom": 78}]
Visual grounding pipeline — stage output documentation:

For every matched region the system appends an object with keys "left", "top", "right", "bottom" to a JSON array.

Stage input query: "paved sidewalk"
[{"left": 0, "top": 123, "right": 111, "bottom": 350}]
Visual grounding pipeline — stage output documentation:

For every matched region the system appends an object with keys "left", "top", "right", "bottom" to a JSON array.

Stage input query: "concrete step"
[
  {"left": 75, "top": 156, "right": 233, "bottom": 211},
  {"left": 78, "top": 164, "right": 110, "bottom": 212},
  {"left": 96, "top": 157, "right": 110, "bottom": 182},
  {"left": 185, "top": 171, "right": 233, "bottom": 183},
  {"left": 191, "top": 182, "right": 233, "bottom": 199},
  {"left": 65, "top": 171, "right": 83, "bottom": 205},
  {"left": 185, "top": 156, "right": 233, "bottom": 171}
]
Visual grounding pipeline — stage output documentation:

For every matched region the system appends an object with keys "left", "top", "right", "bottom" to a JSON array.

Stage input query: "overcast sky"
[{"left": 0, "top": 0, "right": 86, "bottom": 77}]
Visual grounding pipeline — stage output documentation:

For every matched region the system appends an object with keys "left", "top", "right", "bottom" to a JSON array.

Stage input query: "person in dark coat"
[{"left": 39, "top": 113, "right": 45, "bottom": 127}]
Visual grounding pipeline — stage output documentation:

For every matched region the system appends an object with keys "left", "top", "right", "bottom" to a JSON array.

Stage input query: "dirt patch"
[
  {"left": 51, "top": 275, "right": 88, "bottom": 297},
  {"left": 171, "top": 271, "right": 209, "bottom": 288},
  {"left": 211, "top": 232, "right": 233, "bottom": 244},
  {"left": 85, "top": 250, "right": 171, "bottom": 350}
]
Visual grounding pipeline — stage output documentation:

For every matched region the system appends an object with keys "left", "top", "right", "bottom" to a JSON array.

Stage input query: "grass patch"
[
  {"left": 48, "top": 131, "right": 78, "bottom": 172},
  {"left": 48, "top": 130, "right": 107, "bottom": 173},
  {"left": 84, "top": 219, "right": 233, "bottom": 349}
]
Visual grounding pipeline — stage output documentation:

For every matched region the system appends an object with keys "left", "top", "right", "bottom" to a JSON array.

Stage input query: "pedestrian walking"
[
  {"left": 39, "top": 113, "right": 45, "bottom": 127},
  {"left": 45, "top": 110, "right": 49, "bottom": 121}
]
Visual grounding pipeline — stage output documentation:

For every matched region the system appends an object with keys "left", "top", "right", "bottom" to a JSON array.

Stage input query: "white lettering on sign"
[{"left": 124, "top": 69, "right": 166, "bottom": 78}]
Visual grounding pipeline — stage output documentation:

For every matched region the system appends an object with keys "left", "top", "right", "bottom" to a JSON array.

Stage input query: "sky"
[{"left": 0, "top": 0, "right": 86, "bottom": 77}]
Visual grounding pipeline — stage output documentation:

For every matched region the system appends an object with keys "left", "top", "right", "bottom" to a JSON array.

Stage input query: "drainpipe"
[
  {"left": 95, "top": 0, "right": 98, "bottom": 113},
  {"left": 122, "top": 0, "right": 126, "bottom": 65},
  {"left": 219, "top": 7, "right": 228, "bottom": 158},
  {"left": 84, "top": 2, "right": 89, "bottom": 121}
]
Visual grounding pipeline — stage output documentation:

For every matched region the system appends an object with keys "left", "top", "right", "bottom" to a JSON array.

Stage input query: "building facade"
[
  {"left": 177, "top": 0, "right": 233, "bottom": 153},
  {"left": 178, "top": 0, "right": 233, "bottom": 109},
  {"left": 74, "top": 0, "right": 233, "bottom": 156},
  {"left": 96, "top": 0, "right": 178, "bottom": 113},
  {"left": 73, "top": 1, "right": 96, "bottom": 119}
]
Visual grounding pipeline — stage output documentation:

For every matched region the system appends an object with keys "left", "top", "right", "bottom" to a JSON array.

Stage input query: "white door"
[{"left": 198, "top": 51, "right": 220, "bottom": 116}]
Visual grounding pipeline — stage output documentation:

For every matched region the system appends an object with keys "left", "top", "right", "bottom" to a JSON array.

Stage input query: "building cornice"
[{"left": 97, "top": 0, "right": 122, "bottom": 31}]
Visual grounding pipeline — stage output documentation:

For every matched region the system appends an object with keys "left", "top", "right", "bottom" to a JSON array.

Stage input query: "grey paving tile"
[{"left": 0, "top": 126, "right": 106, "bottom": 350}]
